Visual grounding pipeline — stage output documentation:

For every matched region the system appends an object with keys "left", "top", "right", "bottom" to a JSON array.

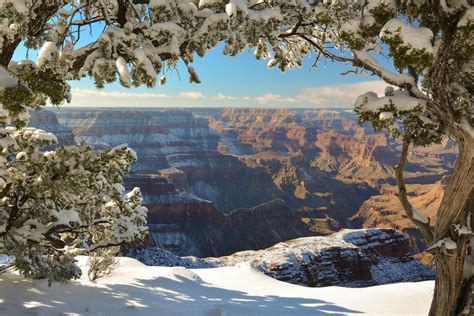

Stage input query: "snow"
[
  {"left": 133, "top": 48, "right": 157, "bottom": 79},
  {"left": 458, "top": 7, "right": 474, "bottom": 27},
  {"left": 0, "top": 256, "right": 434, "bottom": 315},
  {"left": 150, "top": 22, "right": 185, "bottom": 35},
  {"left": 379, "top": 111, "right": 393, "bottom": 120},
  {"left": 226, "top": 1, "right": 237, "bottom": 16},
  {"left": 116, "top": 57, "right": 131, "bottom": 86},
  {"left": 36, "top": 42, "right": 60, "bottom": 68},
  {"left": 380, "top": 19, "right": 434, "bottom": 55},
  {"left": 340, "top": 19, "right": 361, "bottom": 37},
  {"left": 195, "top": 13, "right": 229, "bottom": 37},
  {"left": 134, "top": 229, "right": 435, "bottom": 288},
  {"left": 412, "top": 207, "right": 429, "bottom": 224},
  {"left": 428, "top": 237, "right": 457, "bottom": 251},
  {"left": 177, "top": 2, "right": 198, "bottom": 12},
  {"left": 55, "top": 209, "right": 81, "bottom": 226},
  {"left": 20, "top": 128, "right": 58, "bottom": 144},
  {"left": 355, "top": 89, "right": 426, "bottom": 113},
  {"left": 0, "top": 0, "right": 27, "bottom": 12},
  {"left": 0, "top": 66, "right": 18, "bottom": 91},
  {"left": 353, "top": 49, "right": 424, "bottom": 98},
  {"left": 199, "top": 0, "right": 223, "bottom": 8},
  {"left": 249, "top": 8, "right": 283, "bottom": 21},
  {"left": 454, "top": 224, "right": 472, "bottom": 236}
]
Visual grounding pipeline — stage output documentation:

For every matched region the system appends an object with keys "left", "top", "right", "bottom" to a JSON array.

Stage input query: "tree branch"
[
  {"left": 394, "top": 141, "right": 435, "bottom": 245},
  {"left": 352, "top": 50, "right": 426, "bottom": 99}
]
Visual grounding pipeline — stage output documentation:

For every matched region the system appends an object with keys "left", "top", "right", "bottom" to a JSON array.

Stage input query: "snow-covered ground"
[{"left": 0, "top": 257, "right": 433, "bottom": 315}]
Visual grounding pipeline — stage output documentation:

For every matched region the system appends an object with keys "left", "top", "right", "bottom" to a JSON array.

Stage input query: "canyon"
[{"left": 29, "top": 108, "right": 455, "bottom": 266}]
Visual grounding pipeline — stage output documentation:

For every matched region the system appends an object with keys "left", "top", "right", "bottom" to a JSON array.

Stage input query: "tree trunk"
[{"left": 429, "top": 138, "right": 474, "bottom": 316}]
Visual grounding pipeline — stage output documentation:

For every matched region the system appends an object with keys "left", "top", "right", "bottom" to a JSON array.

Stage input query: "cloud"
[
  {"left": 178, "top": 91, "right": 205, "bottom": 99},
  {"left": 68, "top": 80, "right": 389, "bottom": 108},
  {"left": 71, "top": 88, "right": 170, "bottom": 99},
  {"left": 211, "top": 93, "right": 238, "bottom": 100},
  {"left": 292, "top": 80, "right": 388, "bottom": 107},
  {"left": 254, "top": 93, "right": 295, "bottom": 104},
  {"left": 251, "top": 81, "right": 387, "bottom": 106},
  {"left": 68, "top": 88, "right": 244, "bottom": 107},
  {"left": 179, "top": 92, "right": 239, "bottom": 100}
]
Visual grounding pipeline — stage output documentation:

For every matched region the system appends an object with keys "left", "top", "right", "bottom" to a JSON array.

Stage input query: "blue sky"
[{"left": 14, "top": 39, "right": 387, "bottom": 108}]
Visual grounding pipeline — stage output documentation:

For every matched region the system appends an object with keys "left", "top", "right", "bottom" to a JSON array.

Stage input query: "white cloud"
[
  {"left": 72, "top": 89, "right": 242, "bottom": 101},
  {"left": 71, "top": 88, "right": 170, "bottom": 99},
  {"left": 212, "top": 93, "right": 238, "bottom": 100},
  {"left": 251, "top": 81, "right": 387, "bottom": 106},
  {"left": 254, "top": 93, "right": 295, "bottom": 104},
  {"left": 67, "top": 88, "right": 243, "bottom": 107},
  {"left": 68, "top": 80, "right": 389, "bottom": 108},
  {"left": 178, "top": 91, "right": 205, "bottom": 99},
  {"left": 178, "top": 91, "right": 239, "bottom": 100},
  {"left": 292, "top": 80, "right": 388, "bottom": 107}
]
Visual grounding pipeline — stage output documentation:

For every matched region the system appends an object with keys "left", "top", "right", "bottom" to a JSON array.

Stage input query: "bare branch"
[{"left": 394, "top": 141, "right": 435, "bottom": 244}]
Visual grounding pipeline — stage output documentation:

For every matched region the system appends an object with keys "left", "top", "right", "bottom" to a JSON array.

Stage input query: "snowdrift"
[{"left": 0, "top": 256, "right": 433, "bottom": 315}]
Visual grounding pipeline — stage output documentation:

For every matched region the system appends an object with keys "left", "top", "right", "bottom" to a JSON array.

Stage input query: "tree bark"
[{"left": 428, "top": 136, "right": 473, "bottom": 316}]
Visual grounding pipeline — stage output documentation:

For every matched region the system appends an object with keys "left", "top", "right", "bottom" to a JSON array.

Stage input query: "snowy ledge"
[{"left": 0, "top": 256, "right": 434, "bottom": 315}]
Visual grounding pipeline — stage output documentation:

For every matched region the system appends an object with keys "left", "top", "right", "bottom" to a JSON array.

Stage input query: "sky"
[{"left": 14, "top": 38, "right": 389, "bottom": 108}]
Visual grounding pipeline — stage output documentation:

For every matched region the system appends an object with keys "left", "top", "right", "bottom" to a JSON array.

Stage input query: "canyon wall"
[
  {"left": 126, "top": 173, "right": 315, "bottom": 257},
  {"left": 30, "top": 108, "right": 456, "bottom": 259}
]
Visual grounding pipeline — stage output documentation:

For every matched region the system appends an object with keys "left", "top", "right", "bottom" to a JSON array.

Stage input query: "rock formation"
[{"left": 130, "top": 228, "right": 435, "bottom": 287}]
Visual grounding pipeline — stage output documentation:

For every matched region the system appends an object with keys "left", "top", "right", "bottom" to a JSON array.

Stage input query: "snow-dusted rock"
[{"left": 132, "top": 228, "right": 435, "bottom": 287}]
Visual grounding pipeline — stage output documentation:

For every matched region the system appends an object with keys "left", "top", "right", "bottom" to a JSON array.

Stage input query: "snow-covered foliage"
[
  {"left": 0, "top": 127, "right": 148, "bottom": 282},
  {"left": 0, "top": 26, "right": 149, "bottom": 280}
]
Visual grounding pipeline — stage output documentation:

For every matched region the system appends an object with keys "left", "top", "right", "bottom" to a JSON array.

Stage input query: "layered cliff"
[
  {"left": 143, "top": 197, "right": 316, "bottom": 257},
  {"left": 211, "top": 108, "right": 313, "bottom": 154},
  {"left": 56, "top": 109, "right": 281, "bottom": 212},
  {"left": 130, "top": 228, "right": 435, "bottom": 287},
  {"left": 56, "top": 109, "right": 220, "bottom": 172},
  {"left": 29, "top": 110, "right": 76, "bottom": 146},
  {"left": 351, "top": 181, "right": 444, "bottom": 254},
  {"left": 212, "top": 108, "right": 455, "bottom": 186},
  {"left": 211, "top": 108, "right": 380, "bottom": 223}
]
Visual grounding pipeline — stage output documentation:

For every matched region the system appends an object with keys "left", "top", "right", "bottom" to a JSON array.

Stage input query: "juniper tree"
[
  {"left": 0, "top": 0, "right": 472, "bottom": 314},
  {"left": 239, "top": 2, "right": 474, "bottom": 314},
  {"left": 0, "top": 1, "right": 150, "bottom": 283}
]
